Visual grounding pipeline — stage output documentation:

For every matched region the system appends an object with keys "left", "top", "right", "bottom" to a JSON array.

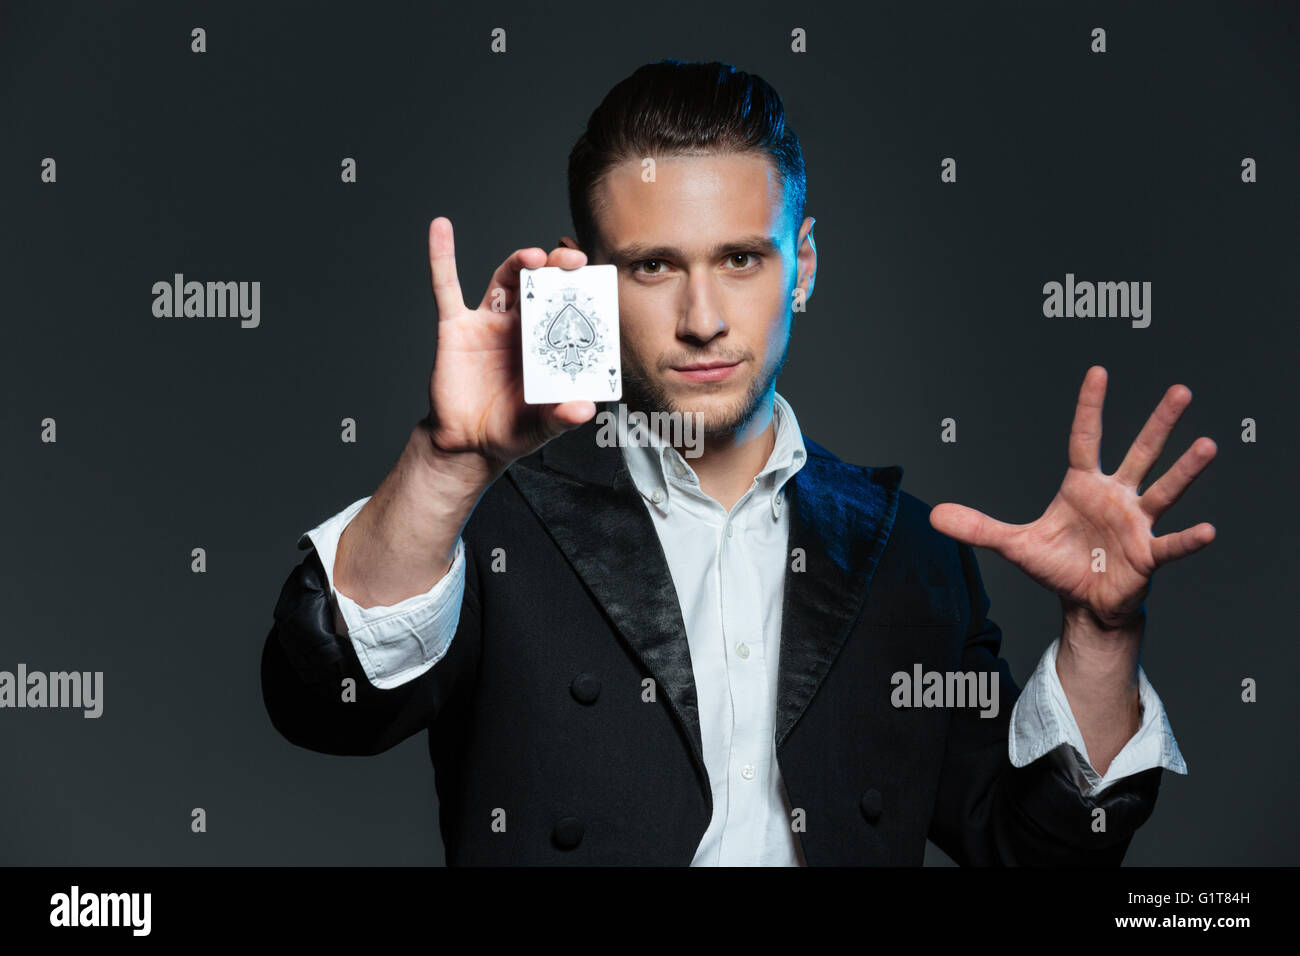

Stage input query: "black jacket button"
[
  {"left": 860, "top": 788, "right": 883, "bottom": 822},
  {"left": 570, "top": 673, "right": 601, "bottom": 705},
  {"left": 552, "top": 817, "right": 584, "bottom": 849}
]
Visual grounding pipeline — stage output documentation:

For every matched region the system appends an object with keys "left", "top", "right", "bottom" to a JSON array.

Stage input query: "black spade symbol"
[{"left": 546, "top": 303, "right": 596, "bottom": 370}]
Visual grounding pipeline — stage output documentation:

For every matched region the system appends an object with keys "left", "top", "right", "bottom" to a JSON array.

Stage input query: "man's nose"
[{"left": 676, "top": 274, "right": 727, "bottom": 342}]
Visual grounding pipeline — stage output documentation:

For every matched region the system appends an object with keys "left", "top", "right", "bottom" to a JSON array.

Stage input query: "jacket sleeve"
[
  {"left": 926, "top": 541, "right": 1163, "bottom": 866},
  {"left": 259, "top": 542, "right": 481, "bottom": 756}
]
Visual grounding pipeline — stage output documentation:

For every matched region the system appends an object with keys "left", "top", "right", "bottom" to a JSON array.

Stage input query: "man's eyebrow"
[{"left": 607, "top": 235, "right": 781, "bottom": 264}]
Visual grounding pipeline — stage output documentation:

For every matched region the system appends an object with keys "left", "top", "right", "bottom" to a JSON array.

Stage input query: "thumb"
[
  {"left": 929, "top": 502, "right": 1017, "bottom": 555},
  {"left": 537, "top": 400, "right": 597, "bottom": 441}
]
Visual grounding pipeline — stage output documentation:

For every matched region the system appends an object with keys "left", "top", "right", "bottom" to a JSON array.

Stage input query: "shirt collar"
[{"left": 618, "top": 391, "right": 808, "bottom": 519}]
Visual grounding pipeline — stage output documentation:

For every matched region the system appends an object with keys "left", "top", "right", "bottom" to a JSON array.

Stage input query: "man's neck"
[{"left": 690, "top": 395, "right": 777, "bottom": 512}]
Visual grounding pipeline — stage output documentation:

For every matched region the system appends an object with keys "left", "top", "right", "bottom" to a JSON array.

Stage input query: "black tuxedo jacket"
[{"left": 261, "top": 409, "right": 1162, "bottom": 865}]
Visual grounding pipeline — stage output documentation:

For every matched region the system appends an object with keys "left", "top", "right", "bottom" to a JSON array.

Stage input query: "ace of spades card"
[{"left": 520, "top": 264, "right": 622, "bottom": 404}]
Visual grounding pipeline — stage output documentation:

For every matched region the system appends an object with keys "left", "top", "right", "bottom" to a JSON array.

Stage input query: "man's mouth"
[{"left": 671, "top": 360, "right": 742, "bottom": 383}]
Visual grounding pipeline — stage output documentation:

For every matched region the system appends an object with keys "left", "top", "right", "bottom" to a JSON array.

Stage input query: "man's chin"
[{"left": 655, "top": 382, "right": 762, "bottom": 436}]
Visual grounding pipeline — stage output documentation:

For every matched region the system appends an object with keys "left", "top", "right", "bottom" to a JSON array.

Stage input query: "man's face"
[{"left": 587, "top": 152, "right": 815, "bottom": 439}]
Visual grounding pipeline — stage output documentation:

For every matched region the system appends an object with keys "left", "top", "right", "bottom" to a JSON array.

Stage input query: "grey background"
[{"left": 1, "top": 0, "right": 1295, "bottom": 865}]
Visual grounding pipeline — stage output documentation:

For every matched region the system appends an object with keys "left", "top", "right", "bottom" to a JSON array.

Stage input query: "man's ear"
[{"left": 796, "top": 216, "right": 817, "bottom": 303}]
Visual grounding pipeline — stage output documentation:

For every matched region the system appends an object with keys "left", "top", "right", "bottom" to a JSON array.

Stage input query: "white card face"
[{"left": 520, "top": 264, "right": 621, "bottom": 404}]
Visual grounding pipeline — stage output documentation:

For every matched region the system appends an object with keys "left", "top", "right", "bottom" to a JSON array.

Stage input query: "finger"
[
  {"left": 547, "top": 400, "right": 598, "bottom": 428},
  {"left": 545, "top": 246, "right": 588, "bottom": 270},
  {"left": 534, "top": 400, "right": 598, "bottom": 442},
  {"left": 1067, "top": 365, "right": 1108, "bottom": 471},
  {"left": 1151, "top": 521, "right": 1216, "bottom": 566},
  {"left": 429, "top": 217, "right": 467, "bottom": 319},
  {"left": 1114, "top": 384, "right": 1193, "bottom": 487},
  {"left": 477, "top": 246, "right": 548, "bottom": 312},
  {"left": 929, "top": 502, "right": 1020, "bottom": 555},
  {"left": 1139, "top": 437, "right": 1217, "bottom": 520}
]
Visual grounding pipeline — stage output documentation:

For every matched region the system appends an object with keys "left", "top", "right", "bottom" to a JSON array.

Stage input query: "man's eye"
[
  {"left": 634, "top": 259, "right": 666, "bottom": 275},
  {"left": 727, "top": 253, "right": 759, "bottom": 269}
]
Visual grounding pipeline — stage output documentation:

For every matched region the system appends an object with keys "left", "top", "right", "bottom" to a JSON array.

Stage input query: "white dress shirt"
[{"left": 298, "top": 391, "right": 1186, "bottom": 864}]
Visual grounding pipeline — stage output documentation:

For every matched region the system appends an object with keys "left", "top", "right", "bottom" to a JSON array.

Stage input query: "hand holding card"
[
  {"left": 422, "top": 217, "right": 597, "bottom": 472},
  {"left": 520, "top": 264, "right": 622, "bottom": 404}
]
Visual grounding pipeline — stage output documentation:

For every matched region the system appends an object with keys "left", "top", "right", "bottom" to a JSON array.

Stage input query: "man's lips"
[{"left": 671, "top": 361, "right": 742, "bottom": 382}]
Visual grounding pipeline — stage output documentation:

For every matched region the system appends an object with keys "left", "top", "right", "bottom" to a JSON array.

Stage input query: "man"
[{"left": 260, "top": 59, "right": 1214, "bottom": 865}]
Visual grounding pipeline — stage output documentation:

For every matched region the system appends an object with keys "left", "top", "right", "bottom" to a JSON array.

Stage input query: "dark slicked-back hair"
[{"left": 567, "top": 59, "right": 807, "bottom": 256}]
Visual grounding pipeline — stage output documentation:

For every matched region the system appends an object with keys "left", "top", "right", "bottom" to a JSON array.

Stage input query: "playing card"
[{"left": 520, "top": 264, "right": 621, "bottom": 404}]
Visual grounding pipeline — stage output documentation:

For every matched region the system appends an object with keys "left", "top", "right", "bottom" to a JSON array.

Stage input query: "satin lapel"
[
  {"left": 505, "top": 408, "right": 710, "bottom": 802},
  {"left": 776, "top": 452, "right": 903, "bottom": 748}
]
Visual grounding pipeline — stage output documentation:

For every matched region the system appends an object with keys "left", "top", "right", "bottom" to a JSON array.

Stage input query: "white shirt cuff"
[
  {"left": 299, "top": 496, "right": 467, "bottom": 690},
  {"left": 1008, "top": 636, "right": 1187, "bottom": 797}
]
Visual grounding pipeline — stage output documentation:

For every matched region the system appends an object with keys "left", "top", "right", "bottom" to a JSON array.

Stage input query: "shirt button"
[
  {"left": 726, "top": 524, "right": 733, "bottom": 538},
  {"left": 651, "top": 490, "right": 663, "bottom": 504},
  {"left": 741, "top": 764, "right": 755, "bottom": 780},
  {"left": 735, "top": 642, "right": 750, "bottom": 659},
  {"left": 775, "top": 492, "right": 783, "bottom": 505}
]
